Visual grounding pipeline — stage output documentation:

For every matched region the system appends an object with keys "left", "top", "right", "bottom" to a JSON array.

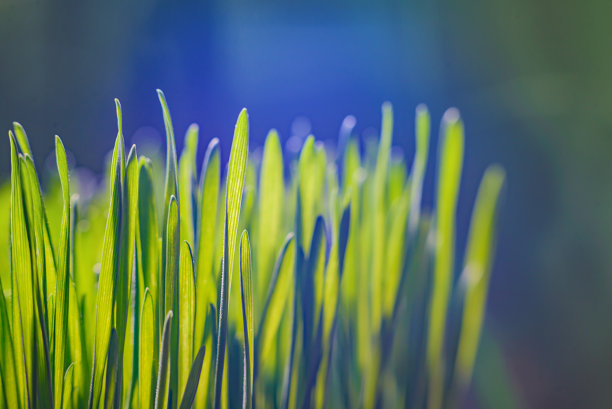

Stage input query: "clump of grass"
[{"left": 1, "top": 91, "right": 504, "bottom": 409}]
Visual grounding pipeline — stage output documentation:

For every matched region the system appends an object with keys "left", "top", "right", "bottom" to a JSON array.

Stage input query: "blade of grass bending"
[
  {"left": 178, "top": 346, "right": 206, "bottom": 409},
  {"left": 103, "top": 329, "right": 118, "bottom": 409},
  {"left": 178, "top": 241, "right": 196, "bottom": 404},
  {"left": 155, "top": 312, "right": 174, "bottom": 409},
  {"left": 54, "top": 135, "right": 71, "bottom": 409},
  {"left": 158, "top": 89, "right": 179, "bottom": 320},
  {"left": 254, "top": 233, "right": 295, "bottom": 373},
  {"left": 195, "top": 138, "right": 220, "bottom": 348},
  {"left": 61, "top": 363, "right": 74, "bottom": 409},
  {"left": 409, "top": 104, "right": 430, "bottom": 236},
  {"left": 257, "top": 130, "right": 284, "bottom": 303},
  {"left": 239, "top": 231, "right": 254, "bottom": 409},
  {"left": 88, "top": 133, "right": 123, "bottom": 409},
  {"left": 179, "top": 124, "right": 199, "bottom": 246},
  {"left": 453, "top": 166, "right": 505, "bottom": 395},
  {"left": 9, "top": 131, "right": 34, "bottom": 408},
  {"left": 427, "top": 108, "right": 464, "bottom": 409},
  {"left": 140, "top": 288, "right": 155, "bottom": 409}
]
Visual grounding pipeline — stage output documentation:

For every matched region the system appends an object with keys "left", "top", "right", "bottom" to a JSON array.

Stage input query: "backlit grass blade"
[
  {"left": 178, "top": 124, "right": 199, "bottom": 245},
  {"left": 454, "top": 166, "right": 505, "bottom": 392},
  {"left": 0, "top": 274, "right": 20, "bottom": 409},
  {"left": 427, "top": 108, "right": 464, "bottom": 409},
  {"left": 371, "top": 101, "right": 393, "bottom": 335},
  {"left": 239, "top": 231, "right": 254, "bottom": 409},
  {"left": 178, "top": 346, "right": 206, "bottom": 409},
  {"left": 155, "top": 311, "right": 174, "bottom": 409},
  {"left": 88, "top": 133, "right": 123, "bottom": 409},
  {"left": 103, "top": 329, "right": 119, "bottom": 409},
  {"left": 61, "top": 363, "right": 74, "bottom": 409},
  {"left": 140, "top": 288, "right": 155, "bottom": 409},
  {"left": 54, "top": 135, "right": 71, "bottom": 409},
  {"left": 9, "top": 131, "right": 34, "bottom": 407},
  {"left": 409, "top": 104, "right": 430, "bottom": 235},
  {"left": 164, "top": 196, "right": 180, "bottom": 402},
  {"left": 213, "top": 108, "right": 249, "bottom": 409},
  {"left": 195, "top": 138, "right": 220, "bottom": 347},
  {"left": 298, "top": 137, "right": 326, "bottom": 254},
  {"left": 257, "top": 129, "right": 284, "bottom": 301},
  {"left": 178, "top": 241, "right": 196, "bottom": 404}
]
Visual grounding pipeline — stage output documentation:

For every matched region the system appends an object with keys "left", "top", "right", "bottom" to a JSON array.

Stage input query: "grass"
[{"left": 0, "top": 91, "right": 504, "bottom": 409}]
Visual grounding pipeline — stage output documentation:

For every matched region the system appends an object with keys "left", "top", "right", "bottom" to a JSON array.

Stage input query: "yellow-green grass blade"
[
  {"left": 12, "top": 122, "right": 32, "bottom": 158},
  {"left": 178, "top": 124, "right": 199, "bottom": 246},
  {"left": 409, "top": 104, "right": 430, "bottom": 235},
  {"left": 9, "top": 131, "right": 35, "bottom": 408},
  {"left": 22, "top": 154, "right": 54, "bottom": 408},
  {"left": 239, "top": 231, "right": 254, "bottom": 409},
  {"left": 61, "top": 363, "right": 74, "bottom": 409},
  {"left": 54, "top": 135, "right": 72, "bottom": 409},
  {"left": 297, "top": 137, "right": 326, "bottom": 255},
  {"left": 164, "top": 195, "right": 180, "bottom": 402},
  {"left": 178, "top": 241, "right": 196, "bottom": 404},
  {"left": 137, "top": 158, "right": 160, "bottom": 349},
  {"left": 155, "top": 311, "right": 174, "bottom": 409},
  {"left": 140, "top": 289, "right": 155, "bottom": 409},
  {"left": 158, "top": 89, "right": 179, "bottom": 318},
  {"left": 195, "top": 138, "right": 220, "bottom": 347},
  {"left": 256, "top": 130, "right": 284, "bottom": 302},
  {"left": 307, "top": 216, "right": 327, "bottom": 351},
  {"left": 88, "top": 133, "right": 123, "bottom": 409},
  {"left": 103, "top": 329, "right": 119, "bottom": 409},
  {"left": 427, "top": 108, "right": 464, "bottom": 409},
  {"left": 254, "top": 233, "right": 295, "bottom": 374},
  {"left": 0, "top": 273, "right": 21, "bottom": 409},
  {"left": 454, "top": 166, "right": 505, "bottom": 389},
  {"left": 226, "top": 108, "right": 249, "bottom": 286},
  {"left": 212, "top": 213, "right": 230, "bottom": 409},
  {"left": 370, "top": 101, "right": 393, "bottom": 335},
  {"left": 178, "top": 345, "right": 206, "bottom": 409}
]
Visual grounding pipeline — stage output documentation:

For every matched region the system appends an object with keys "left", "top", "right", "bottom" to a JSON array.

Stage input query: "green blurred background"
[{"left": 1, "top": 1, "right": 611, "bottom": 408}]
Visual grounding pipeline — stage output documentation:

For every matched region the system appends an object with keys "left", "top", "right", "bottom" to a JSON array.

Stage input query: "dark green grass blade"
[
  {"left": 178, "top": 346, "right": 206, "bottom": 409},
  {"left": 178, "top": 241, "right": 195, "bottom": 404},
  {"left": 103, "top": 329, "right": 118, "bottom": 409},
  {"left": 155, "top": 311, "right": 174, "bottom": 409}
]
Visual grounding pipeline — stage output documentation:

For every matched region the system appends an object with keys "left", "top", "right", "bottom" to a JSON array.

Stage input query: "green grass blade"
[
  {"left": 178, "top": 241, "right": 195, "bottom": 404},
  {"left": 54, "top": 135, "right": 71, "bottom": 409},
  {"left": 298, "top": 137, "right": 326, "bottom": 254},
  {"left": 61, "top": 363, "right": 74, "bottom": 409},
  {"left": 195, "top": 138, "right": 220, "bottom": 348},
  {"left": 409, "top": 104, "right": 430, "bottom": 235},
  {"left": 155, "top": 312, "right": 174, "bottom": 409},
  {"left": 103, "top": 329, "right": 119, "bottom": 409},
  {"left": 88, "top": 133, "right": 123, "bottom": 409},
  {"left": 178, "top": 346, "right": 206, "bottom": 409},
  {"left": 9, "top": 131, "right": 34, "bottom": 408},
  {"left": 226, "top": 108, "right": 249, "bottom": 284},
  {"left": 239, "top": 231, "right": 254, "bottom": 409},
  {"left": 140, "top": 288, "right": 155, "bottom": 409},
  {"left": 212, "top": 213, "right": 229, "bottom": 409},
  {"left": 427, "top": 108, "right": 464, "bottom": 409},
  {"left": 257, "top": 130, "right": 284, "bottom": 301},
  {"left": 178, "top": 124, "right": 199, "bottom": 246},
  {"left": 0, "top": 274, "right": 21, "bottom": 409},
  {"left": 454, "top": 166, "right": 505, "bottom": 390}
]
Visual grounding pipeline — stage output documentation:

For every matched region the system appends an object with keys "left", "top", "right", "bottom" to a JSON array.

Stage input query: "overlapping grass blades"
[{"left": 0, "top": 92, "right": 504, "bottom": 409}]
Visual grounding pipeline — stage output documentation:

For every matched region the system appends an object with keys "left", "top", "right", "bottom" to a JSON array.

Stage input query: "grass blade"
[
  {"left": 54, "top": 135, "right": 71, "bottom": 409},
  {"left": 178, "top": 241, "right": 195, "bottom": 404},
  {"left": 427, "top": 108, "right": 464, "bottom": 409},
  {"left": 155, "top": 312, "right": 174, "bottom": 409},
  {"left": 178, "top": 346, "right": 206, "bottom": 409},
  {"left": 239, "top": 231, "right": 254, "bottom": 409},
  {"left": 140, "top": 288, "right": 155, "bottom": 409}
]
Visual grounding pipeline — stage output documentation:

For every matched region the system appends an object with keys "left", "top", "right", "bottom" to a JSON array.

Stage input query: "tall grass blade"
[
  {"left": 178, "top": 241, "right": 196, "bottom": 404},
  {"left": 178, "top": 346, "right": 206, "bottom": 409},
  {"left": 239, "top": 231, "right": 254, "bottom": 409},
  {"left": 155, "top": 312, "right": 174, "bottom": 409}
]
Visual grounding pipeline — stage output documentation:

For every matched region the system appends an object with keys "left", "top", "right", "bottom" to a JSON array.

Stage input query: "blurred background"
[{"left": 1, "top": 0, "right": 611, "bottom": 408}]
